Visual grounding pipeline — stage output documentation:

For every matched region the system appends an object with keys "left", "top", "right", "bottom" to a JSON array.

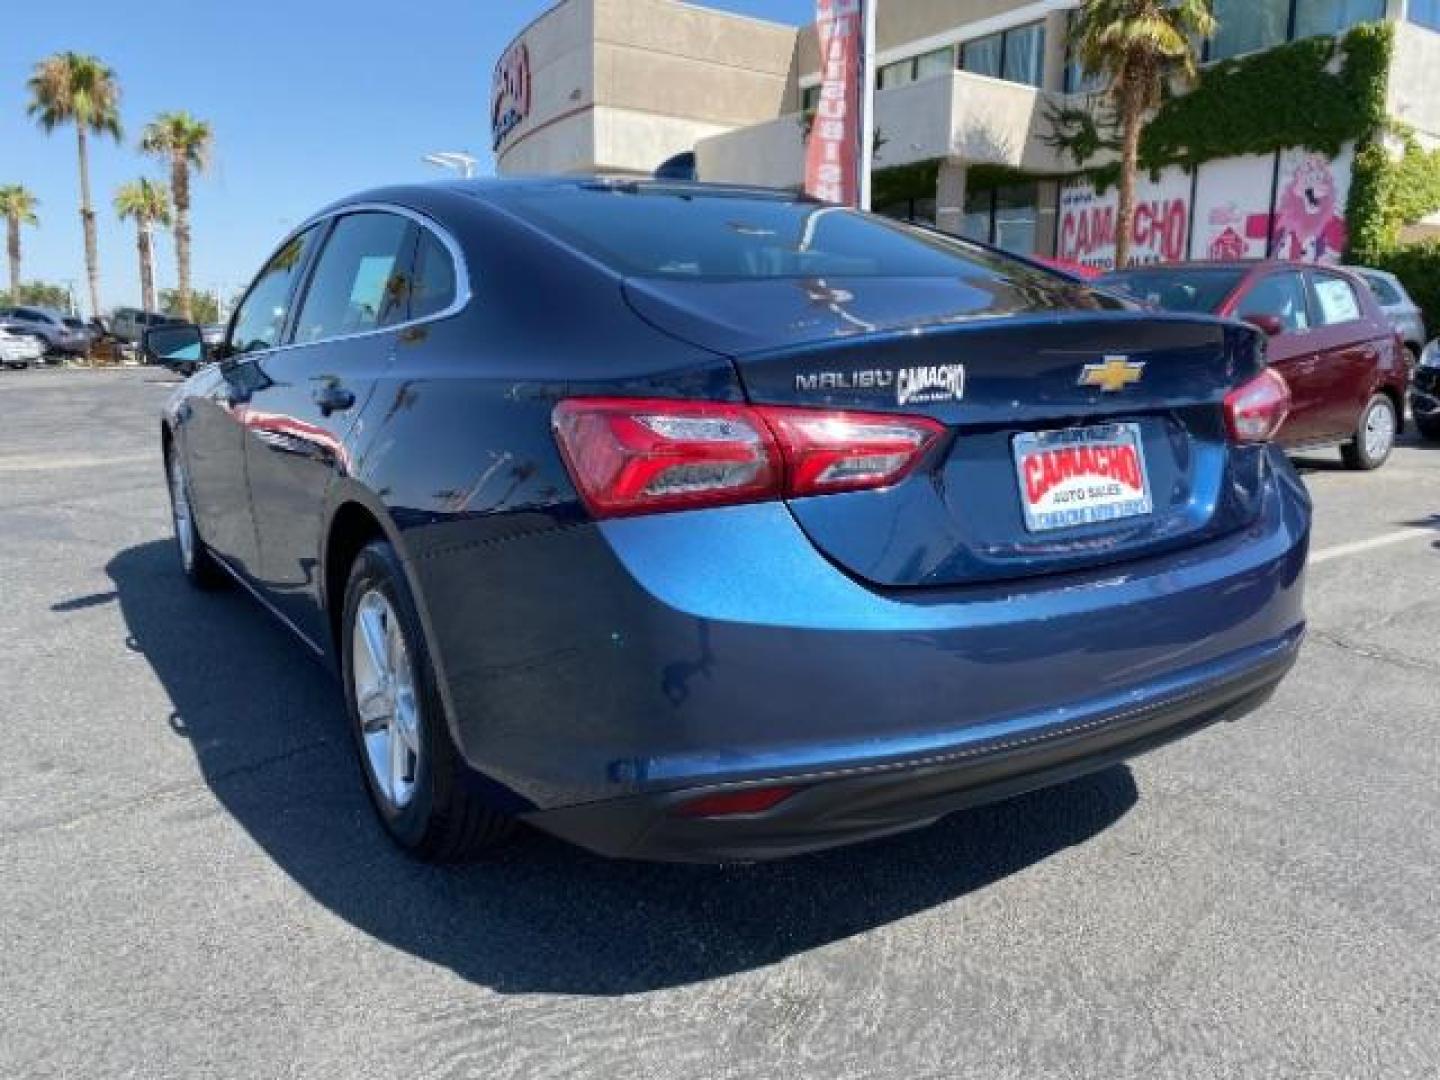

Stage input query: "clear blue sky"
[{"left": 2, "top": 0, "right": 814, "bottom": 314}]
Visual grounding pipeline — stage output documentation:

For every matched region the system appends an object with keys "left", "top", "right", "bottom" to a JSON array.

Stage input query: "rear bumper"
[
  {"left": 526, "top": 630, "right": 1299, "bottom": 862},
  {"left": 410, "top": 447, "right": 1309, "bottom": 858}
]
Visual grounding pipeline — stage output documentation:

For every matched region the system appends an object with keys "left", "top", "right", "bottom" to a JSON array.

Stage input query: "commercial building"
[{"left": 493, "top": 0, "right": 1440, "bottom": 268}]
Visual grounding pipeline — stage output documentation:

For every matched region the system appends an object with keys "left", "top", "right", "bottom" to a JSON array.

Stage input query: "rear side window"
[
  {"left": 230, "top": 226, "right": 321, "bottom": 354},
  {"left": 1311, "top": 273, "right": 1364, "bottom": 327},
  {"left": 409, "top": 229, "right": 458, "bottom": 321},
  {"left": 1361, "top": 273, "right": 1402, "bottom": 306},
  {"left": 292, "top": 212, "right": 413, "bottom": 344},
  {"left": 1099, "top": 269, "right": 1245, "bottom": 313},
  {"left": 1237, "top": 272, "right": 1311, "bottom": 333}
]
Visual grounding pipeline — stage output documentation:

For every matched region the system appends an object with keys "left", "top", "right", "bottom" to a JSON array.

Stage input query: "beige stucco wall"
[
  {"left": 698, "top": 67, "right": 1070, "bottom": 187},
  {"left": 496, "top": 0, "right": 799, "bottom": 176},
  {"left": 1388, "top": 21, "right": 1440, "bottom": 146},
  {"left": 594, "top": 0, "right": 798, "bottom": 125},
  {"left": 494, "top": 0, "right": 597, "bottom": 173}
]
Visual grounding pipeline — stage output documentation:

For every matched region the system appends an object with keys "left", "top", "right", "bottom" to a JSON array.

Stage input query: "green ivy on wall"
[
  {"left": 1046, "top": 24, "right": 1401, "bottom": 240},
  {"left": 1141, "top": 24, "right": 1391, "bottom": 172},
  {"left": 874, "top": 20, "right": 1440, "bottom": 272}
]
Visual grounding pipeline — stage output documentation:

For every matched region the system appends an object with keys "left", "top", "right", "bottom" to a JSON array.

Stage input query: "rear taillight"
[
  {"left": 761, "top": 407, "right": 944, "bottom": 497},
  {"left": 552, "top": 397, "right": 944, "bottom": 518},
  {"left": 1224, "top": 368, "right": 1291, "bottom": 444}
]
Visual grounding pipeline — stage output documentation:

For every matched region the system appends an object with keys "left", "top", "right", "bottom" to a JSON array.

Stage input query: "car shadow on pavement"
[{"left": 106, "top": 539, "right": 1139, "bottom": 996}]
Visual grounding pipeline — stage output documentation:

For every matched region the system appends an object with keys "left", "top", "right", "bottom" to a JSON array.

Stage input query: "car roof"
[{"left": 313, "top": 176, "right": 807, "bottom": 220}]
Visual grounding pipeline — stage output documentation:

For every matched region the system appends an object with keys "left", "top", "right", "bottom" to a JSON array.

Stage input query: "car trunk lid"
[{"left": 625, "top": 276, "right": 1268, "bottom": 588}]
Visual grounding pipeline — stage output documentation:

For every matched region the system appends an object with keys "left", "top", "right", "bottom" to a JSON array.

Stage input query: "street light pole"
[
  {"left": 859, "top": 0, "right": 877, "bottom": 211},
  {"left": 423, "top": 152, "right": 478, "bottom": 179}
]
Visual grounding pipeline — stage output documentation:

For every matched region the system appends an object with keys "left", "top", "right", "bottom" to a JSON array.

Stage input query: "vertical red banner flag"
[{"left": 805, "top": 0, "right": 863, "bottom": 207}]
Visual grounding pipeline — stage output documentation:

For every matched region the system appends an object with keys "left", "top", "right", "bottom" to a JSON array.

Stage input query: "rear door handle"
[{"left": 312, "top": 382, "right": 355, "bottom": 416}]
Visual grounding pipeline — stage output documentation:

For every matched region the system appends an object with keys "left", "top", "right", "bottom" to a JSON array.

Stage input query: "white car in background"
[{"left": 0, "top": 324, "right": 44, "bottom": 369}]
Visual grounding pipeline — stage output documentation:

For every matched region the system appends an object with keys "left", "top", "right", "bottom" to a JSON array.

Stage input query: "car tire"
[
  {"left": 165, "top": 448, "right": 227, "bottom": 589},
  {"left": 1417, "top": 414, "right": 1440, "bottom": 443},
  {"left": 341, "top": 540, "right": 514, "bottom": 861},
  {"left": 1340, "top": 394, "right": 1398, "bottom": 471}
]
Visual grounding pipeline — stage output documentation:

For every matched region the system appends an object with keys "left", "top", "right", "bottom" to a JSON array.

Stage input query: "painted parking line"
[
  {"left": 1310, "top": 526, "right": 1438, "bottom": 565},
  {"left": 0, "top": 453, "right": 155, "bottom": 474}
]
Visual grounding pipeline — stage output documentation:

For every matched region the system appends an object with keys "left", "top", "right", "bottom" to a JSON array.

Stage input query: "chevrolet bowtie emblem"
[{"left": 1079, "top": 356, "right": 1146, "bottom": 392}]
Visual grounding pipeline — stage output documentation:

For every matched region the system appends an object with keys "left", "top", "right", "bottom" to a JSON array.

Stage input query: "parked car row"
[
  {"left": 1099, "top": 261, "right": 1416, "bottom": 466},
  {"left": 110, "top": 307, "right": 185, "bottom": 345},
  {"left": 0, "top": 306, "right": 91, "bottom": 356}
]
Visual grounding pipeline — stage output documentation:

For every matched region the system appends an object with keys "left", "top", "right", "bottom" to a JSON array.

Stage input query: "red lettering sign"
[
  {"left": 804, "top": 0, "right": 863, "bottom": 206},
  {"left": 1024, "top": 445, "right": 1142, "bottom": 504},
  {"left": 492, "top": 42, "right": 532, "bottom": 152}
]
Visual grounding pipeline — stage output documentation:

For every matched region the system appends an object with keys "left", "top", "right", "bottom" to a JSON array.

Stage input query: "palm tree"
[
  {"left": 140, "top": 112, "right": 212, "bottom": 321},
  {"left": 0, "top": 185, "right": 40, "bottom": 301},
  {"left": 26, "top": 53, "right": 122, "bottom": 320},
  {"left": 114, "top": 179, "right": 170, "bottom": 315},
  {"left": 1071, "top": 0, "right": 1215, "bottom": 267}
]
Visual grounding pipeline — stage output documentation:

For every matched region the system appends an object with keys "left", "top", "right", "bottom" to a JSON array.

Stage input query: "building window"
[
  {"left": 1293, "top": 0, "right": 1385, "bottom": 37},
  {"left": 1064, "top": 13, "right": 1107, "bottom": 94},
  {"left": 914, "top": 46, "right": 956, "bottom": 81},
  {"left": 961, "top": 33, "right": 1004, "bottom": 79},
  {"left": 1413, "top": 0, "right": 1440, "bottom": 31},
  {"left": 1210, "top": 0, "right": 1291, "bottom": 60},
  {"left": 961, "top": 183, "right": 1040, "bottom": 254},
  {"left": 801, "top": 84, "right": 819, "bottom": 111},
  {"left": 1003, "top": 23, "right": 1047, "bottom": 87},
  {"left": 878, "top": 58, "right": 916, "bottom": 90},
  {"left": 878, "top": 46, "right": 956, "bottom": 90},
  {"left": 876, "top": 198, "right": 937, "bottom": 227},
  {"left": 962, "top": 188, "right": 994, "bottom": 242},
  {"left": 961, "top": 22, "right": 1046, "bottom": 87},
  {"left": 1064, "top": 53, "right": 1106, "bottom": 94},
  {"left": 1209, "top": 0, "right": 1384, "bottom": 60}
]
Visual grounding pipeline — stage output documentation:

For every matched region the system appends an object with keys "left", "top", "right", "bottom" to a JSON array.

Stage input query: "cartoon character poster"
[{"left": 1270, "top": 146, "right": 1352, "bottom": 264}]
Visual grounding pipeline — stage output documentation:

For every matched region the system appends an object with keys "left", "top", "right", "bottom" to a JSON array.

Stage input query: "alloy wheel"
[
  {"left": 351, "top": 589, "right": 423, "bottom": 810},
  {"left": 1364, "top": 399, "right": 1396, "bottom": 462},
  {"left": 168, "top": 455, "right": 195, "bottom": 572}
]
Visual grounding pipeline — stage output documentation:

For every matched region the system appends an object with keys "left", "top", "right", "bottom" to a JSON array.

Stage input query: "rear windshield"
[
  {"left": 500, "top": 185, "right": 1088, "bottom": 287},
  {"left": 1099, "top": 268, "right": 1246, "bottom": 313}
]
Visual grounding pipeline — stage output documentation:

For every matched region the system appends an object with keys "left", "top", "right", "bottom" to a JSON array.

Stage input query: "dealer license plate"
[{"left": 1013, "top": 423, "right": 1153, "bottom": 533}]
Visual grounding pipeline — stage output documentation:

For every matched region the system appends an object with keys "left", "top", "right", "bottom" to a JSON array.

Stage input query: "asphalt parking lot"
[{"left": 2, "top": 366, "right": 1437, "bottom": 1079}]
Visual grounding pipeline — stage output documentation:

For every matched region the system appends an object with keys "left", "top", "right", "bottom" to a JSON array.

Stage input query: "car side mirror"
[
  {"left": 1242, "top": 314, "right": 1285, "bottom": 337},
  {"left": 142, "top": 323, "right": 205, "bottom": 370}
]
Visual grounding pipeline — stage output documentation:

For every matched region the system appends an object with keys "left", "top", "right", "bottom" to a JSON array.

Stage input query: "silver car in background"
[
  {"left": 1350, "top": 267, "right": 1427, "bottom": 365},
  {"left": 0, "top": 306, "right": 89, "bottom": 356},
  {"left": 0, "top": 325, "right": 45, "bottom": 368}
]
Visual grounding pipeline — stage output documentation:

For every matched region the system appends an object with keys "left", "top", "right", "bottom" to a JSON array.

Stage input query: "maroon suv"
[{"left": 1100, "top": 261, "right": 1409, "bottom": 470}]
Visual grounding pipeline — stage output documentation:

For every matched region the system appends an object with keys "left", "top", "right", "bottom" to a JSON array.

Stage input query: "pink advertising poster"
[
  {"left": 1193, "top": 145, "right": 1354, "bottom": 264},
  {"left": 1192, "top": 154, "right": 1275, "bottom": 262},
  {"left": 1270, "top": 144, "right": 1353, "bottom": 264}
]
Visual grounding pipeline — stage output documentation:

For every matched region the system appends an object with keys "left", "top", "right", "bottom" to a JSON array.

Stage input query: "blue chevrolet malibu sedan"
[{"left": 147, "top": 179, "right": 1309, "bottom": 863}]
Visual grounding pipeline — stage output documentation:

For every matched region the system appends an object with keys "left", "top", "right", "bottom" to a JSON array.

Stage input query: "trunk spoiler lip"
[
  {"left": 716, "top": 310, "right": 1256, "bottom": 365},
  {"left": 620, "top": 273, "right": 1253, "bottom": 363}
]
